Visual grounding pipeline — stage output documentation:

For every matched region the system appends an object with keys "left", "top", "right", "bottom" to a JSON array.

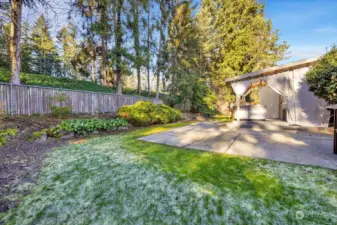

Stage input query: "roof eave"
[{"left": 225, "top": 57, "right": 320, "bottom": 83}]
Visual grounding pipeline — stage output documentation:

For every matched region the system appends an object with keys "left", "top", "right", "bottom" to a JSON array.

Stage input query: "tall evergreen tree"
[
  {"left": 196, "top": 0, "right": 289, "bottom": 102},
  {"left": 75, "top": 0, "right": 98, "bottom": 82},
  {"left": 167, "top": 2, "right": 202, "bottom": 105},
  {"left": 31, "top": 15, "right": 58, "bottom": 75},
  {"left": 21, "top": 21, "right": 33, "bottom": 73},
  {"left": 127, "top": 0, "right": 146, "bottom": 95},
  {"left": 154, "top": 0, "right": 171, "bottom": 99},
  {"left": 57, "top": 24, "right": 78, "bottom": 77},
  {"left": 94, "top": 0, "right": 112, "bottom": 85}
]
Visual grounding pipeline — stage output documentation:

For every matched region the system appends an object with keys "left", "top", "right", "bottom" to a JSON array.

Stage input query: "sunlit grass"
[
  {"left": 212, "top": 114, "right": 232, "bottom": 122},
  {"left": 2, "top": 121, "right": 337, "bottom": 224}
]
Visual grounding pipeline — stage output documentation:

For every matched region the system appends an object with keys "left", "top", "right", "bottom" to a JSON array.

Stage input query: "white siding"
[{"left": 259, "top": 86, "right": 280, "bottom": 119}]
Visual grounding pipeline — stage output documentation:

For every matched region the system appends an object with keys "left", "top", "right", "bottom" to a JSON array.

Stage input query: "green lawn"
[{"left": 2, "top": 122, "right": 337, "bottom": 224}]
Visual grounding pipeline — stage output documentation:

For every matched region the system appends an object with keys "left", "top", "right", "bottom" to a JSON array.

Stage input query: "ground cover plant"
[
  {"left": 0, "top": 68, "right": 165, "bottom": 98},
  {"left": 46, "top": 118, "right": 129, "bottom": 137},
  {"left": 2, "top": 122, "right": 337, "bottom": 224},
  {"left": 0, "top": 128, "right": 18, "bottom": 146},
  {"left": 117, "top": 101, "right": 182, "bottom": 126},
  {"left": 0, "top": 68, "right": 114, "bottom": 93}
]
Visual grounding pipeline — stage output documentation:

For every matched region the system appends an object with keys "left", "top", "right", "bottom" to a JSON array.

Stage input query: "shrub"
[
  {"left": 50, "top": 93, "right": 72, "bottom": 118},
  {"left": 47, "top": 126, "right": 63, "bottom": 138},
  {"left": 117, "top": 101, "right": 182, "bottom": 126},
  {"left": 306, "top": 45, "right": 337, "bottom": 104},
  {"left": 0, "top": 128, "right": 18, "bottom": 146},
  {"left": 48, "top": 118, "right": 129, "bottom": 137},
  {"left": 190, "top": 82, "right": 218, "bottom": 117},
  {"left": 51, "top": 106, "right": 72, "bottom": 118}
]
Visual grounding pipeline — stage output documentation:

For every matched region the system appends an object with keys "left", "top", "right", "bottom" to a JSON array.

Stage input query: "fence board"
[{"left": 0, "top": 82, "right": 163, "bottom": 115}]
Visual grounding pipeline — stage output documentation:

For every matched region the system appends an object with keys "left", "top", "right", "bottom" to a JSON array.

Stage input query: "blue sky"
[{"left": 264, "top": 0, "right": 337, "bottom": 64}]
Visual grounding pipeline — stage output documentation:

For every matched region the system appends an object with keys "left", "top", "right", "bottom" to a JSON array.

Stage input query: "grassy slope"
[
  {"left": 2, "top": 122, "right": 337, "bottom": 224},
  {"left": 0, "top": 68, "right": 161, "bottom": 97}
]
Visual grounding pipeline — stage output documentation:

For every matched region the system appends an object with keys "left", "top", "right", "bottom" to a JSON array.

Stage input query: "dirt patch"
[
  {"left": 0, "top": 138, "right": 67, "bottom": 213},
  {"left": 0, "top": 114, "right": 117, "bottom": 213}
]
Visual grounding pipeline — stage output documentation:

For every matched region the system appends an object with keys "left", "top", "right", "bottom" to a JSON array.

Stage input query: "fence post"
[{"left": 9, "top": 83, "right": 13, "bottom": 116}]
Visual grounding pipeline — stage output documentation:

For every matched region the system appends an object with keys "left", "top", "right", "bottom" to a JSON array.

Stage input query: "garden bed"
[{"left": 0, "top": 114, "right": 129, "bottom": 213}]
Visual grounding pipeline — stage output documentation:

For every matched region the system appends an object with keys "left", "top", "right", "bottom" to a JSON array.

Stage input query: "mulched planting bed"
[
  {"left": 0, "top": 114, "right": 118, "bottom": 213},
  {"left": 0, "top": 138, "right": 66, "bottom": 213}
]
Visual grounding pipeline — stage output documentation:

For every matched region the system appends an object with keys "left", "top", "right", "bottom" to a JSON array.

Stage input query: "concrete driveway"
[{"left": 139, "top": 121, "right": 337, "bottom": 170}]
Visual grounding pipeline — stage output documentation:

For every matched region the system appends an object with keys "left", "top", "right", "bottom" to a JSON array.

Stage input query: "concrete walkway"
[{"left": 139, "top": 122, "right": 337, "bottom": 170}]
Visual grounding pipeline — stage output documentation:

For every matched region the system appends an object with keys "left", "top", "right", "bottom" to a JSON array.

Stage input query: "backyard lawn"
[{"left": 2, "top": 122, "right": 337, "bottom": 224}]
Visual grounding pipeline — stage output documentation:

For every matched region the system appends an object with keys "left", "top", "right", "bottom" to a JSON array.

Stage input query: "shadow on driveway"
[{"left": 139, "top": 121, "right": 337, "bottom": 170}]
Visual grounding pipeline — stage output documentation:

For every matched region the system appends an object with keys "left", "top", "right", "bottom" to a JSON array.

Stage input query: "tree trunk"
[
  {"left": 155, "top": 31, "right": 163, "bottom": 100},
  {"left": 91, "top": 55, "right": 96, "bottom": 82},
  {"left": 137, "top": 67, "right": 141, "bottom": 95},
  {"left": 115, "top": 0, "right": 123, "bottom": 95},
  {"left": 100, "top": 38, "right": 105, "bottom": 84},
  {"left": 90, "top": 16, "right": 96, "bottom": 82},
  {"left": 9, "top": 0, "right": 22, "bottom": 85},
  {"left": 155, "top": 68, "right": 160, "bottom": 99},
  {"left": 133, "top": 4, "right": 141, "bottom": 95},
  {"left": 147, "top": 0, "right": 151, "bottom": 96},
  {"left": 162, "top": 77, "right": 166, "bottom": 90}
]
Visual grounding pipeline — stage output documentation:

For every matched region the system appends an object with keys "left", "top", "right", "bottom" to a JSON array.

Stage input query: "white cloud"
[
  {"left": 315, "top": 26, "right": 337, "bottom": 33},
  {"left": 278, "top": 45, "right": 329, "bottom": 65},
  {"left": 290, "top": 45, "right": 326, "bottom": 58}
]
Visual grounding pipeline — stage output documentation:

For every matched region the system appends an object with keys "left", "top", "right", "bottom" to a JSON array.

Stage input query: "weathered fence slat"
[{"left": 0, "top": 82, "right": 163, "bottom": 115}]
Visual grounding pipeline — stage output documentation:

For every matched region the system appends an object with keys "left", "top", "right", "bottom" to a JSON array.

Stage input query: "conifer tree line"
[{"left": 0, "top": 0, "right": 288, "bottom": 111}]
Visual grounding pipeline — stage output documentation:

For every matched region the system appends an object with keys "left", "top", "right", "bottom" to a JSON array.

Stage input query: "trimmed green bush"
[{"left": 117, "top": 101, "right": 182, "bottom": 126}]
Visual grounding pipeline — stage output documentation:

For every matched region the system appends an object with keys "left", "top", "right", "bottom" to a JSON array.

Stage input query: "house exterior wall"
[
  {"left": 290, "top": 67, "right": 330, "bottom": 127},
  {"left": 264, "top": 66, "right": 330, "bottom": 127},
  {"left": 259, "top": 86, "right": 280, "bottom": 119}
]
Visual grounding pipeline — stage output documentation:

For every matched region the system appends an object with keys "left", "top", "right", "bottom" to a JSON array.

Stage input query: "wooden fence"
[{"left": 0, "top": 82, "right": 162, "bottom": 115}]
